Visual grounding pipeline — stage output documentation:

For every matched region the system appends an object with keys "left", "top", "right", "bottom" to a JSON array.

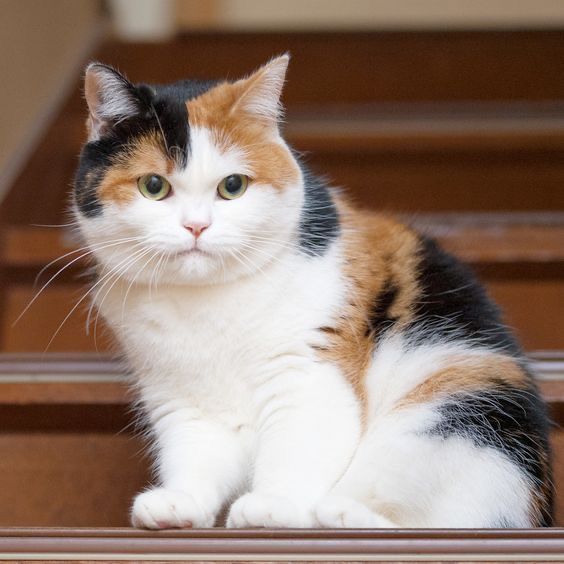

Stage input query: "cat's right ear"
[{"left": 84, "top": 63, "right": 141, "bottom": 141}]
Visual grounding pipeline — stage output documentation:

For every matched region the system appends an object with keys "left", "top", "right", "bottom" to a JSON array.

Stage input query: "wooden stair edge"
[
  {"left": 0, "top": 352, "right": 562, "bottom": 408},
  {"left": 286, "top": 101, "right": 564, "bottom": 153},
  {"left": 0, "top": 527, "right": 564, "bottom": 561}
]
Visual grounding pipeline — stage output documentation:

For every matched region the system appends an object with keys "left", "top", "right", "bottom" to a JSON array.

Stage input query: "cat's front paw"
[
  {"left": 131, "top": 488, "right": 214, "bottom": 529},
  {"left": 315, "top": 495, "right": 396, "bottom": 528},
  {"left": 226, "top": 493, "right": 313, "bottom": 528}
]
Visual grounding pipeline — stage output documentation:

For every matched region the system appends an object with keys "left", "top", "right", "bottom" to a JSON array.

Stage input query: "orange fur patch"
[
  {"left": 98, "top": 133, "right": 174, "bottom": 205},
  {"left": 315, "top": 199, "right": 421, "bottom": 412},
  {"left": 396, "top": 353, "right": 529, "bottom": 410},
  {"left": 186, "top": 82, "right": 299, "bottom": 189}
]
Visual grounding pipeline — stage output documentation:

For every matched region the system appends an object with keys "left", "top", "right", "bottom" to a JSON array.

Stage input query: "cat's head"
[{"left": 73, "top": 55, "right": 307, "bottom": 286}]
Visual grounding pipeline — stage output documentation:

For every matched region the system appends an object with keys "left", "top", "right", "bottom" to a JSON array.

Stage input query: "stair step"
[
  {"left": 0, "top": 351, "right": 562, "bottom": 408},
  {"left": 0, "top": 357, "right": 563, "bottom": 528}
]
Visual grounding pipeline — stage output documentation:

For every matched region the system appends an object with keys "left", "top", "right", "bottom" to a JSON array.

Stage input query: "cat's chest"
[
  {"left": 103, "top": 251, "right": 344, "bottom": 386},
  {"left": 128, "top": 289, "right": 277, "bottom": 370}
]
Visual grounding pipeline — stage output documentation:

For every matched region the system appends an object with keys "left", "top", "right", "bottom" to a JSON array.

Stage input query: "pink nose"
[{"left": 184, "top": 222, "right": 210, "bottom": 238}]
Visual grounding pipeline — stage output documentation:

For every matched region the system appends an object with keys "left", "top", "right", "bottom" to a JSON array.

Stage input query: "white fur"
[
  {"left": 320, "top": 336, "right": 533, "bottom": 528},
  {"left": 76, "top": 114, "right": 535, "bottom": 529}
]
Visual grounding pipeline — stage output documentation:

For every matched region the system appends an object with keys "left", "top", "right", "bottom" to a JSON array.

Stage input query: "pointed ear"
[
  {"left": 233, "top": 54, "right": 290, "bottom": 124},
  {"left": 84, "top": 63, "right": 142, "bottom": 140}
]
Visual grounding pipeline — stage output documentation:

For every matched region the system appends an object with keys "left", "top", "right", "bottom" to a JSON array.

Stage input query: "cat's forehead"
[
  {"left": 146, "top": 78, "right": 299, "bottom": 189},
  {"left": 133, "top": 78, "right": 252, "bottom": 167},
  {"left": 135, "top": 79, "right": 222, "bottom": 168}
]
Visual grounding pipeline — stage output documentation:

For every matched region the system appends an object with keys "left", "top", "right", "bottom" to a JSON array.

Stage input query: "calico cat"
[{"left": 73, "top": 55, "right": 553, "bottom": 528}]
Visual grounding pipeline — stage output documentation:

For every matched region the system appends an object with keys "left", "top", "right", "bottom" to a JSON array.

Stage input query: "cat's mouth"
[{"left": 176, "top": 247, "right": 211, "bottom": 258}]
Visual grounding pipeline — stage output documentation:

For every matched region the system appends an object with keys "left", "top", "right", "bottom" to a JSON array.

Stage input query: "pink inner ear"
[
  {"left": 83, "top": 63, "right": 139, "bottom": 140},
  {"left": 84, "top": 70, "right": 105, "bottom": 139}
]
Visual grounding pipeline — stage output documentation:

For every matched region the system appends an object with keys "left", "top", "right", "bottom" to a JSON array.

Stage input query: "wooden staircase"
[{"left": 0, "top": 30, "right": 563, "bottom": 560}]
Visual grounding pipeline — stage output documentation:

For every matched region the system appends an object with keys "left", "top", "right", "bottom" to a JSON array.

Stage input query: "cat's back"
[{"left": 335, "top": 201, "right": 517, "bottom": 351}]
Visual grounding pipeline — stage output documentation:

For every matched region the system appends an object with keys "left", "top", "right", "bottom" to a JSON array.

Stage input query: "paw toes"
[
  {"left": 131, "top": 488, "right": 211, "bottom": 529},
  {"left": 315, "top": 496, "right": 395, "bottom": 528},
  {"left": 227, "top": 493, "right": 310, "bottom": 528}
]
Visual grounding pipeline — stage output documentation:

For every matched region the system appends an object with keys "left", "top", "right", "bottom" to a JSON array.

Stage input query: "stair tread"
[
  {"left": 0, "top": 352, "right": 561, "bottom": 407},
  {"left": 0, "top": 526, "right": 563, "bottom": 560}
]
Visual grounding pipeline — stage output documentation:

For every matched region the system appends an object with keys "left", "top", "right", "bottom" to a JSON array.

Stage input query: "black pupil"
[
  {"left": 225, "top": 175, "right": 242, "bottom": 194},
  {"left": 146, "top": 175, "right": 163, "bottom": 194}
]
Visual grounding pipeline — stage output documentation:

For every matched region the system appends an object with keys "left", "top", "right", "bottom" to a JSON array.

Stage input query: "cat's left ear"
[
  {"left": 84, "top": 63, "right": 144, "bottom": 141},
  {"left": 233, "top": 54, "right": 289, "bottom": 124}
]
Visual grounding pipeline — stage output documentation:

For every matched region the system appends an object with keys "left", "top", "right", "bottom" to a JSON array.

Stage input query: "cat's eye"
[
  {"left": 217, "top": 174, "right": 249, "bottom": 200},
  {"left": 138, "top": 174, "right": 171, "bottom": 201}
]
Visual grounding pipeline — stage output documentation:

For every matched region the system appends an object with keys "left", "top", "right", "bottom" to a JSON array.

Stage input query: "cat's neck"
[{"left": 95, "top": 243, "right": 321, "bottom": 320}]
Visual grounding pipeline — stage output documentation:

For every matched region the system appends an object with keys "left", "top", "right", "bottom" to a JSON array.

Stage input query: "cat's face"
[{"left": 74, "top": 55, "right": 303, "bottom": 286}]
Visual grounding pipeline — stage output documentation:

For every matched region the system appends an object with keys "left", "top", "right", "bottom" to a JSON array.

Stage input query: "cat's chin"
[
  {"left": 161, "top": 249, "right": 241, "bottom": 286},
  {"left": 169, "top": 250, "right": 220, "bottom": 282}
]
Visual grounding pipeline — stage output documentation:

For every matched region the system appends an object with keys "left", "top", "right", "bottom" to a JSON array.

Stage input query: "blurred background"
[{"left": 1, "top": 0, "right": 563, "bottom": 528}]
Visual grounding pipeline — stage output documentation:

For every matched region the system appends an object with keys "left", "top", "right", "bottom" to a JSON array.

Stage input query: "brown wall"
[
  {"left": 176, "top": 0, "right": 564, "bottom": 30},
  {"left": 0, "top": 0, "right": 102, "bottom": 201}
]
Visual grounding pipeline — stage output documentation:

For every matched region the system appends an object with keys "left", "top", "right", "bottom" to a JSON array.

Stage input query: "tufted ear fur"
[
  {"left": 231, "top": 54, "right": 289, "bottom": 124},
  {"left": 84, "top": 63, "right": 143, "bottom": 140}
]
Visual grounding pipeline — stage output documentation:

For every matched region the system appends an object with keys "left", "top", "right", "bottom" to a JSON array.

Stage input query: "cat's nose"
[{"left": 184, "top": 221, "right": 210, "bottom": 238}]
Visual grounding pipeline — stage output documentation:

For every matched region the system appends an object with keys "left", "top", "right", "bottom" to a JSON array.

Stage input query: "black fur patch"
[
  {"left": 74, "top": 76, "right": 220, "bottom": 217},
  {"left": 297, "top": 165, "right": 340, "bottom": 257},
  {"left": 430, "top": 381, "right": 553, "bottom": 526},
  {"left": 147, "top": 79, "right": 220, "bottom": 167},
  {"left": 74, "top": 138, "right": 123, "bottom": 217},
  {"left": 368, "top": 283, "right": 399, "bottom": 338},
  {"left": 406, "top": 235, "right": 553, "bottom": 524},
  {"left": 411, "top": 237, "right": 520, "bottom": 353}
]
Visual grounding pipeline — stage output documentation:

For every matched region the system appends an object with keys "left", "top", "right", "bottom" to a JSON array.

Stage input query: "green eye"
[
  {"left": 217, "top": 174, "right": 249, "bottom": 200},
  {"left": 138, "top": 174, "right": 171, "bottom": 200}
]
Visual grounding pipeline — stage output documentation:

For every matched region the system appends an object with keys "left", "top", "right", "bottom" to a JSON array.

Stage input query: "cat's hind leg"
[
  {"left": 316, "top": 413, "right": 537, "bottom": 528},
  {"left": 315, "top": 495, "right": 398, "bottom": 528},
  {"left": 316, "top": 346, "right": 552, "bottom": 528}
]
